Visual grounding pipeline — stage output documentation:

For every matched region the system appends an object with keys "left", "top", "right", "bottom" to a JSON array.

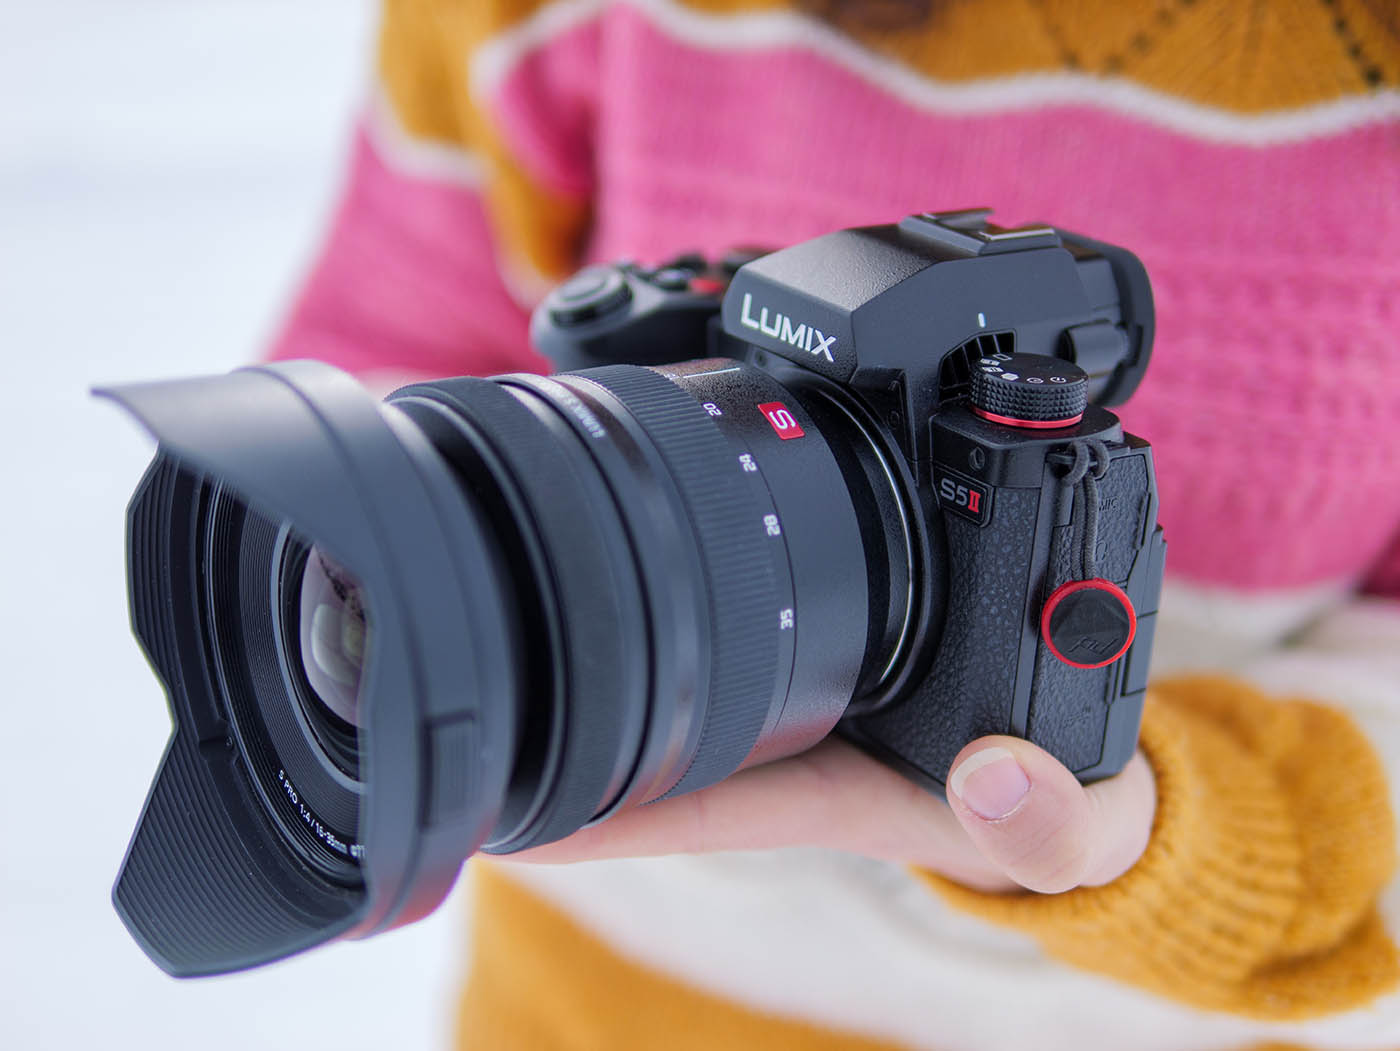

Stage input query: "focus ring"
[{"left": 578, "top": 365, "right": 782, "bottom": 798}]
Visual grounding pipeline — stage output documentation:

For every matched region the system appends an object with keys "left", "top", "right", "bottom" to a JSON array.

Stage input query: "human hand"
[{"left": 505, "top": 735, "right": 1157, "bottom": 894}]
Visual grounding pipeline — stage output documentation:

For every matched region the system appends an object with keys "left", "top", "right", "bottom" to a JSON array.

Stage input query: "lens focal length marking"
[{"left": 277, "top": 769, "right": 365, "bottom": 861}]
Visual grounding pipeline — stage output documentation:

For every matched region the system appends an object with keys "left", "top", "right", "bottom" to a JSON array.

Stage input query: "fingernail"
[{"left": 949, "top": 747, "right": 1030, "bottom": 820}]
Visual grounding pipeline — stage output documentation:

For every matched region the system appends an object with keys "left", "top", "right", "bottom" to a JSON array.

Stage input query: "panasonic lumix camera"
[{"left": 102, "top": 209, "right": 1165, "bottom": 976}]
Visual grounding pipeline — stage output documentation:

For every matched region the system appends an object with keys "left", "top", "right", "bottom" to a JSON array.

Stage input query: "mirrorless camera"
[{"left": 102, "top": 208, "right": 1164, "bottom": 976}]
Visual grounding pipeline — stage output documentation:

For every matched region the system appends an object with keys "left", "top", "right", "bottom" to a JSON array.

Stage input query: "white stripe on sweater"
[
  {"left": 365, "top": 87, "right": 486, "bottom": 188},
  {"left": 469, "top": 0, "right": 1400, "bottom": 146}
]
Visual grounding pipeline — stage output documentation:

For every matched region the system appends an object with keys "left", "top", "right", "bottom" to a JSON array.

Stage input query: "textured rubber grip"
[{"left": 579, "top": 365, "right": 780, "bottom": 799}]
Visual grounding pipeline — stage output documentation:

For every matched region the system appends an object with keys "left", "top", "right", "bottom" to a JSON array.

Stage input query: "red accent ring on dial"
[
  {"left": 1040, "top": 578, "right": 1137, "bottom": 669},
  {"left": 972, "top": 406, "right": 1084, "bottom": 430}
]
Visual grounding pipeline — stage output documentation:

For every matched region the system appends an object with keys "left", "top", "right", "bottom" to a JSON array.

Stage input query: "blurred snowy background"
[{"left": 1, "top": 3, "right": 472, "bottom": 1047}]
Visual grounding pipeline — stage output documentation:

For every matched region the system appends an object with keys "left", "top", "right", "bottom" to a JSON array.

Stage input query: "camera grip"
[
  {"left": 842, "top": 447, "right": 1161, "bottom": 795},
  {"left": 842, "top": 489, "right": 1043, "bottom": 794},
  {"left": 1023, "top": 453, "right": 1161, "bottom": 777}
]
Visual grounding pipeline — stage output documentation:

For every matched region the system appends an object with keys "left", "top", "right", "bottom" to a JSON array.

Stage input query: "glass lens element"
[{"left": 298, "top": 546, "right": 369, "bottom": 729}]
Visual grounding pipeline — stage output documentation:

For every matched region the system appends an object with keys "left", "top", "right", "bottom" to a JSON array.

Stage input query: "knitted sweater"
[{"left": 271, "top": 2, "right": 1400, "bottom": 1047}]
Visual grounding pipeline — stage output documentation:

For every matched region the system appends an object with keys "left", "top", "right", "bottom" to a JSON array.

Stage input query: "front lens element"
[{"left": 298, "top": 546, "right": 369, "bottom": 729}]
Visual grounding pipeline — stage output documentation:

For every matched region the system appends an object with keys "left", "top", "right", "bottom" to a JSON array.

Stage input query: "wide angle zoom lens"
[
  {"left": 106, "top": 355, "right": 917, "bottom": 974},
  {"left": 392, "top": 357, "right": 912, "bottom": 852}
]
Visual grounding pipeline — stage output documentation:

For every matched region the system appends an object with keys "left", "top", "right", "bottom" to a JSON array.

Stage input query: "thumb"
[{"left": 944, "top": 736, "right": 1156, "bottom": 894}]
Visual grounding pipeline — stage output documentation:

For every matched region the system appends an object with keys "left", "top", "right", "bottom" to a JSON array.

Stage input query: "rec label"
[
  {"left": 935, "top": 468, "right": 991, "bottom": 527},
  {"left": 757, "top": 402, "right": 805, "bottom": 440}
]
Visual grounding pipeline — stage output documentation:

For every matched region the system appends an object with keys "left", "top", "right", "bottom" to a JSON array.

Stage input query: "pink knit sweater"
[{"left": 272, "top": 2, "right": 1400, "bottom": 602}]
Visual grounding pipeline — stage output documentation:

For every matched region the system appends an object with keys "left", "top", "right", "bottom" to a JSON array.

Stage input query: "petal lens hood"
[{"left": 97, "top": 362, "right": 517, "bottom": 976}]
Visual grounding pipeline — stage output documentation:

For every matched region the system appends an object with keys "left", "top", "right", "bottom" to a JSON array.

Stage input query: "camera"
[{"left": 101, "top": 208, "right": 1164, "bottom": 977}]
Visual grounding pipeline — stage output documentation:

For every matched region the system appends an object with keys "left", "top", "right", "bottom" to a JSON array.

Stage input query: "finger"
[
  {"left": 944, "top": 737, "right": 1156, "bottom": 893},
  {"left": 502, "top": 739, "right": 1017, "bottom": 891}
]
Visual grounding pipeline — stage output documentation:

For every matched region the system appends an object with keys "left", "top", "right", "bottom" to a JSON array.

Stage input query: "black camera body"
[
  {"left": 534, "top": 209, "right": 1165, "bottom": 790},
  {"left": 103, "top": 209, "right": 1164, "bottom": 977}
]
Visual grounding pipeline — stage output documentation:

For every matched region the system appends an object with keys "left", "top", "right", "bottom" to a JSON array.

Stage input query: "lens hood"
[{"left": 97, "top": 361, "right": 517, "bottom": 976}]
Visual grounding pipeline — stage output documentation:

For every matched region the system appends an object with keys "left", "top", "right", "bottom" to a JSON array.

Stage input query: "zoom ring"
[
  {"left": 578, "top": 365, "right": 783, "bottom": 798},
  {"left": 395, "top": 378, "right": 641, "bottom": 850}
]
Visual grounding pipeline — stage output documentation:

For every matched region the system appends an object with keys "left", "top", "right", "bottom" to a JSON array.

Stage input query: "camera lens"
[
  {"left": 107, "top": 355, "right": 929, "bottom": 975},
  {"left": 296, "top": 545, "right": 369, "bottom": 729},
  {"left": 219, "top": 359, "right": 921, "bottom": 858},
  {"left": 389, "top": 358, "right": 923, "bottom": 851}
]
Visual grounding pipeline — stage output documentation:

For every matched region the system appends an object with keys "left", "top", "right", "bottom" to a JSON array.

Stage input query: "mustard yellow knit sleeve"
[{"left": 919, "top": 675, "right": 1399, "bottom": 1020}]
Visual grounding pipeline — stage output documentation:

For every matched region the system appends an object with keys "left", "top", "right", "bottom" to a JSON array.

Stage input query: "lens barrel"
[
  {"left": 104, "top": 356, "right": 920, "bottom": 975},
  {"left": 393, "top": 357, "right": 918, "bottom": 851}
]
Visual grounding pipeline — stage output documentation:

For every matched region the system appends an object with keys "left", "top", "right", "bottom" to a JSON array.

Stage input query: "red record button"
[
  {"left": 689, "top": 276, "right": 726, "bottom": 296},
  {"left": 1040, "top": 578, "right": 1136, "bottom": 669},
  {"left": 758, "top": 402, "right": 805, "bottom": 440}
]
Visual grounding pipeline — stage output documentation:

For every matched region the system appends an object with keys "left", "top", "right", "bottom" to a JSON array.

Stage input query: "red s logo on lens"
[{"left": 757, "top": 402, "right": 804, "bottom": 440}]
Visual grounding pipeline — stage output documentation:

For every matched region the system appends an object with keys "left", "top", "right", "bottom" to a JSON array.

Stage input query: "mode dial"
[{"left": 971, "top": 352, "right": 1088, "bottom": 429}]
